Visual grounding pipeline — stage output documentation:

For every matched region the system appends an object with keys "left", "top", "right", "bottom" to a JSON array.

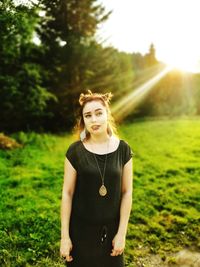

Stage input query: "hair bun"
[
  {"left": 101, "top": 92, "right": 113, "bottom": 103},
  {"left": 79, "top": 90, "right": 113, "bottom": 106}
]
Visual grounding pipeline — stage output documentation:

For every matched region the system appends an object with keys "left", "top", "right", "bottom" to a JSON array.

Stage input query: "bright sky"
[{"left": 97, "top": 0, "right": 200, "bottom": 73}]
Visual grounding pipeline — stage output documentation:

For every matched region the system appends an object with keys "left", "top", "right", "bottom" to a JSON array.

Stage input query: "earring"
[
  {"left": 107, "top": 124, "right": 113, "bottom": 137},
  {"left": 80, "top": 128, "right": 89, "bottom": 141}
]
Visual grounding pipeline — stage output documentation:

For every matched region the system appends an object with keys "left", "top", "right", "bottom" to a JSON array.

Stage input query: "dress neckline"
[{"left": 80, "top": 139, "right": 121, "bottom": 156}]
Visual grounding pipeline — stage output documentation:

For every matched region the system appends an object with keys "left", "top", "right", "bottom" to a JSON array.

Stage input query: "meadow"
[{"left": 0, "top": 117, "right": 200, "bottom": 267}]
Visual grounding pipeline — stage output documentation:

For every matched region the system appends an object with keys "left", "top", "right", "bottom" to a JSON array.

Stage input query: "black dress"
[{"left": 65, "top": 139, "right": 133, "bottom": 267}]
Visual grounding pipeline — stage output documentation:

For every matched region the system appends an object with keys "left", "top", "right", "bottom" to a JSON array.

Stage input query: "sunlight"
[
  {"left": 160, "top": 51, "right": 200, "bottom": 74},
  {"left": 166, "top": 61, "right": 200, "bottom": 74},
  {"left": 98, "top": 0, "right": 200, "bottom": 74},
  {"left": 111, "top": 66, "right": 170, "bottom": 121}
]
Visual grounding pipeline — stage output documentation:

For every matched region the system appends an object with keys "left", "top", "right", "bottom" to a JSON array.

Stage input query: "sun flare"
[
  {"left": 99, "top": 0, "right": 200, "bottom": 74},
  {"left": 158, "top": 49, "right": 200, "bottom": 74},
  {"left": 159, "top": 40, "right": 200, "bottom": 73},
  {"left": 165, "top": 58, "right": 200, "bottom": 73}
]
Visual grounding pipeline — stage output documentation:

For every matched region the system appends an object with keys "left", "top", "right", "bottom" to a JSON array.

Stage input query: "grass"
[{"left": 0, "top": 117, "right": 200, "bottom": 266}]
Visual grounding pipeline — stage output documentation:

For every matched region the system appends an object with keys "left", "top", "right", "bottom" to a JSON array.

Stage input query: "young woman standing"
[{"left": 60, "top": 90, "right": 134, "bottom": 267}]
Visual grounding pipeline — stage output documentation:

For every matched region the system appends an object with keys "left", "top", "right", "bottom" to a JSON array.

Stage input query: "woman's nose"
[{"left": 91, "top": 115, "right": 97, "bottom": 122}]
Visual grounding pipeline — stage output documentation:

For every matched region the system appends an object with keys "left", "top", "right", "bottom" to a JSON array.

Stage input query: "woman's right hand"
[{"left": 60, "top": 238, "right": 73, "bottom": 262}]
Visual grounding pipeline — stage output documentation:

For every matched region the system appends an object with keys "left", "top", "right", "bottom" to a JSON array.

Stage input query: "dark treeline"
[{"left": 1, "top": 0, "right": 200, "bottom": 133}]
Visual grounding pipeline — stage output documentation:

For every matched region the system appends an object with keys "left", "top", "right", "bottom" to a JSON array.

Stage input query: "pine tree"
[{"left": 0, "top": 0, "right": 55, "bottom": 132}]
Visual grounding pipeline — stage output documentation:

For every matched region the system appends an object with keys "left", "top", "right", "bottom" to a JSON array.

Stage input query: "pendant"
[{"left": 99, "top": 185, "right": 107, "bottom": 196}]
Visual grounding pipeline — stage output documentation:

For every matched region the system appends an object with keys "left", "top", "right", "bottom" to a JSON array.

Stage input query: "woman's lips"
[{"left": 91, "top": 125, "right": 100, "bottom": 130}]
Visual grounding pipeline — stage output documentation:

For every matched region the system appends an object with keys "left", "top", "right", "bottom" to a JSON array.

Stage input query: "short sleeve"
[
  {"left": 123, "top": 141, "right": 134, "bottom": 165},
  {"left": 65, "top": 142, "right": 78, "bottom": 170}
]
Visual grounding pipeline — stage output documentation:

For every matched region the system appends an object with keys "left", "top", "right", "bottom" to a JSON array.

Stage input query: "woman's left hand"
[{"left": 110, "top": 233, "right": 125, "bottom": 256}]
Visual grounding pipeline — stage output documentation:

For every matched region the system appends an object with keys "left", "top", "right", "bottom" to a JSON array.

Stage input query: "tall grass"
[{"left": 0, "top": 118, "right": 200, "bottom": 266}]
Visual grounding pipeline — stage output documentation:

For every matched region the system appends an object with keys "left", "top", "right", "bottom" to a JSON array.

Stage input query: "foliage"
[
  {"left": 0, "top": 119, "right": 200, "bottom": 266},
  {"left": 0, "top": 0, "right": 56, "bottom": 132},
  {"left": 33, "top": 0, "right": 111, "bottom": 130},
  {"left": 1, "top": 0, "right": 200, "bottom": 134},
  {"left": 130, "top": 71, "right": 200, "bottom": 119},
  {"left": 0, "top": 133, "right": 22, "bottom": 149},
  {"left": 132, "top": 43, "right": 158, "bottom": 73}
]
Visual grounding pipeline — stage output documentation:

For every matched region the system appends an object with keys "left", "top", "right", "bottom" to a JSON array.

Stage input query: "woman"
[{"left": 60, "top": 90, "right": 134, "bottom": 267}]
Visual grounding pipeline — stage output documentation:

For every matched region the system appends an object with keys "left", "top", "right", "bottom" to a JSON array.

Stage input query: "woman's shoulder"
[
  {"left": 66, "top": 140, "right": 82, "bottom": 153},
  {"left": 65, "top": 141, "right": 82, "bottom": 170},
  {"left": 119, "top": 139, "right": 135, "bottom": 163},
  {"left": 119, "top": 139, "right": 135, "bottom": 156},
  {"left": 110, "top": 136, "right": 131, "bottom": 151},
  {"left": 119, "top": 139, "right": 131, "bottom": 148}
]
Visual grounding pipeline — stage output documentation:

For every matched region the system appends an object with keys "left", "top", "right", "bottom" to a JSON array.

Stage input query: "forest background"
[{"left": 1, "top": 0, "right": 200, "bottom": 133}]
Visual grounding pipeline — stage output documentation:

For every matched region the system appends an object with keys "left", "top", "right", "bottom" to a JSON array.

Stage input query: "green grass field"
[{"left": 0, "top": 118, "right": 200, "bottom": 266}]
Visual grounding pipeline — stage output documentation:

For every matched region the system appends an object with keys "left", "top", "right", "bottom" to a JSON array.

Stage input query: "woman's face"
[{"left": 82, "top": 100, "right": 108, "bottom": 136}]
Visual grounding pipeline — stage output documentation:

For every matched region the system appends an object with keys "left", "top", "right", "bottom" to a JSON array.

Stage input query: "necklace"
[{"left": 90, "top": 138, "right": 110, "bottom": 197}]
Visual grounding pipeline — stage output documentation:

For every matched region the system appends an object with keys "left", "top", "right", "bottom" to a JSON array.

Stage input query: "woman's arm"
[
  {"left": 111, "top": 158, "right": 133, "bottom": 256},
  {"left": 117, "top": 158, "right": 133, "bottom": 236},
  {"left": 60, "top": 158, "right": 77, "bottom": 261}
]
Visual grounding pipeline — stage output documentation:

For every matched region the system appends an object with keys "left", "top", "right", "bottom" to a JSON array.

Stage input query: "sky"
[{"left": 97, "top": 0, "right": 200, "bottom": 72}]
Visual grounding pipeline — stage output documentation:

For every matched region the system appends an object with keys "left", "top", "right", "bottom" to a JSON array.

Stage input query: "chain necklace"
[{"left": 90, "top": 138, "right": 110, "bottom": 197}]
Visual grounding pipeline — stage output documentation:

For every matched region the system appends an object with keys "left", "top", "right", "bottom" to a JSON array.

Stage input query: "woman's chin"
[{"left": 90, "top": 129, "right": 104, "bottom": 135}]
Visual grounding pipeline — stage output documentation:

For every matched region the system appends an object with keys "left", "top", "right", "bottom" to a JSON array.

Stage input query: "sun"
[
  {"left": 157, "top": 43, "right": 200, "bottom": 74},
  {"left": 98, "top": 0, "right": 200, "bottom": 75},
  {"left": 163, "top": 56, "right": 200, "bottom": 73},
  {"left": 163, "top": 53, "right": 200, "bottom": 73}
]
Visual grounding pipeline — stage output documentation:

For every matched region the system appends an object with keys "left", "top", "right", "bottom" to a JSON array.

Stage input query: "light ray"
[{"left": 111, "top": 66, "right": 171, "bottom": 121}]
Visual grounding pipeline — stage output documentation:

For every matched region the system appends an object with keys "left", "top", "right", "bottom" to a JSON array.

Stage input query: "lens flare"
[{"left": 111, "top": 66, "right": 171, "bottom": 121}]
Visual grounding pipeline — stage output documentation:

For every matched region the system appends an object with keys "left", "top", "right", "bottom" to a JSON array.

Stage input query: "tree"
[
  {"left": 144, "top": 43, "right": 158, "bottom": 68},
  {"left": 134, "top": 71, "right": 199, "bottom": 118},
  {"left": 36, "top": 0, "right": 111, "bottom": 130},
  {"left": 0, "top": 0, "right": 56, "bottom": 132}
]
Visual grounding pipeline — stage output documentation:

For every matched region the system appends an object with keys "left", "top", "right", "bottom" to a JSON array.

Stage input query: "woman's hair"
[{"left": 73, "top": 90, "right": 118, "bottom": 140}]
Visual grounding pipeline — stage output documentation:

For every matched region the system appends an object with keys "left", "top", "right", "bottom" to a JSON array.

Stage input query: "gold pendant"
[{"left": 99, "top": 185, "right": 107, "bottom": 196}]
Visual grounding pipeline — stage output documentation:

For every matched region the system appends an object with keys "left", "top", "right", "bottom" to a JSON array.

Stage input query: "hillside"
[{"left": 0, "top": 118, "right": 200, "bottom": 266}]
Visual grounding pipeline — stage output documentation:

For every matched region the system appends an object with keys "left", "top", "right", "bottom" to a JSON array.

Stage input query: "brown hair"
[{"left": 73, "top": 90, "right": 118, "bottom": 140}]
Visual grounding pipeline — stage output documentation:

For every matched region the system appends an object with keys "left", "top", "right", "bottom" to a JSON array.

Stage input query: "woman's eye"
[
  {"left": 96, "top": 112, "right": 102, "bottom": 116},
  {"left": 85, "top": 114, "right": 91, "bottom": 118}
]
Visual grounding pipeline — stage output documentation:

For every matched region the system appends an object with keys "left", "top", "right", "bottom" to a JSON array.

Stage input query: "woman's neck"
[{"left": 89, "top": 133, "right": 110, "bottom": 144}]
